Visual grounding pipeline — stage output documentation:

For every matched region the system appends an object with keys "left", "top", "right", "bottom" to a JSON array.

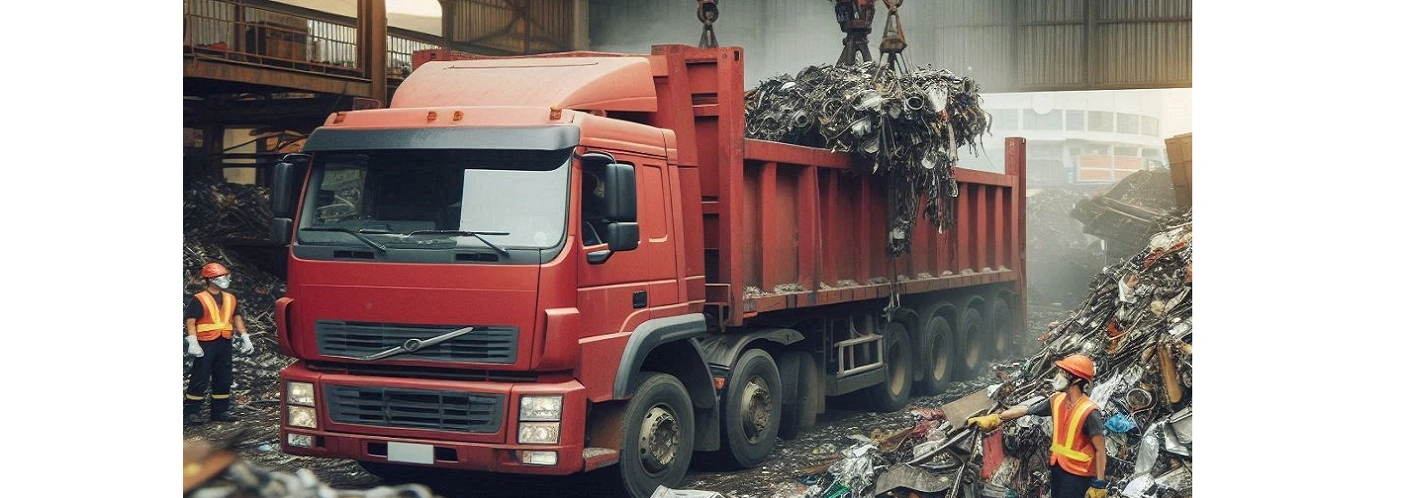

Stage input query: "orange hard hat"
[
  {"left": 1055, "top": 354, "right": 1095, "bottom": 381},
  {"left": 200, "top": 262, "right": 230, "bottom": 279}
]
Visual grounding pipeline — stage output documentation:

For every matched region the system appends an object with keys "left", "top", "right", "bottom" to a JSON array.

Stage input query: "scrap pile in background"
[
  {"left": 1027, "top": 188, "right": 1104, "bottom": 308},
  {"left": 1070, "top": 169, "right": 1180, "bottom": 261},
  {"left": 985, "top": 210, "right": 1193, "bottom": 498},
  {"left": 743, "top": 62, "right": 990, "bottom": 256}
]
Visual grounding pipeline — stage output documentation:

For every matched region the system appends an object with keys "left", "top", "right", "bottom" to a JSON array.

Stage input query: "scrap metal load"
[
  {"left": 744, "top": 62, "right": 990, "bottom": 256},
  {"left": 986, "top": 211, "right": 1193, "bottom": 498},
  {"left": 1070, "top": 169, "right": 1180, "bottom": 260},
  {"left": 182, "top": 179, "right": 291, "bottom": 399}
]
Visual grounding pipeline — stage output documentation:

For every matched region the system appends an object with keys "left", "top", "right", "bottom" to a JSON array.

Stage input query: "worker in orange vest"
[
  {"left": 184, "top": 262, "right": 254, "bottom": 425},
  {"left": 967, "top": 354, "right": 1109, "bottom": 498}
]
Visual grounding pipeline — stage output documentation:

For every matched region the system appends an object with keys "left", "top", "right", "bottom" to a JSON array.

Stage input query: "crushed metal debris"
[
  {"left": 744, "top": 62, "right": 990, "bottom": 257},
  {"left": 184, "top": 429, "right": 440, "bottom": 498}
]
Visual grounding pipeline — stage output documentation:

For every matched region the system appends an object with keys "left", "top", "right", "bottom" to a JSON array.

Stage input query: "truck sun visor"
[{"left": 302, "top": 126, "right": 581, "bottom": 152}]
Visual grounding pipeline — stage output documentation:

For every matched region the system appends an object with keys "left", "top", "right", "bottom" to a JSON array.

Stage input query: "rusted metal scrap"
[
  {"left": 743, "top": 62, "right": 990, "bottom": 257},
  {"left": 184, "top": 431, "right": 440, "bottom": 498},
  {"left": 982, "top": 211, "right": 1193, "bottom": 498}
]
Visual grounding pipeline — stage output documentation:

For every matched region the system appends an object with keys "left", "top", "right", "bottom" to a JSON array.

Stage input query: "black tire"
[
  {"left": 865, "top": 321, "right": 914, "bottom": 412},
  {"left": 615, "top": 373, "right": 695, "bottom": 498},
  {"left": 958, "top": 306, "right": 989, "bottom": 379},
  {"left": 917, "top": 314, "right": 957, "bottom": 395},
  {"left": 989, "top": 297, "right": 1017, "bottom": 360},
  {"left": 717, "top": 349, "right": 782, "bottom": 469},
  {"left": 779, "top": 351, "right": 820, "bottom": 440}
]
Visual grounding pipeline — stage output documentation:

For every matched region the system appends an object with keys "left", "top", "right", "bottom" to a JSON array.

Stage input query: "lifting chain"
[
  {"left": 878, "top": 0, "right": 908, "bottom": 75},
  {"left": 697, "top": 0, "right": 719, "bottom": 48}
]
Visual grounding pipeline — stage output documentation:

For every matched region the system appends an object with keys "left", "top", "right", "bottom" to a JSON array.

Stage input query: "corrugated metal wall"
[
  {"left": 446, "top": 0, "right": 587, "bottom": 54},
  {"left": 587, "top": 0, "right": 1190, "bottom": 92}
]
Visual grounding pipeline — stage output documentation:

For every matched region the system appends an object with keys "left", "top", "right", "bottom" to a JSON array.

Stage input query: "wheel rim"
[
  {"left": 639, "top": 404, "right": 680, "bottom": 475},
  {"left": 886, "top": 335, "right": 908, "bottom": 395},
  {"left": 738, "top": 376, "right": 772, "bottom": 443}
]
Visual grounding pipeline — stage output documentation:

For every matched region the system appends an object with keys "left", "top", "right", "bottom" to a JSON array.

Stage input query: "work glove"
[
  {"left": 185, "top": 335, "right": 204, "bottom": 357},
  {"left": 236, "top": 333, "right": 254, "bottom": 354},
  {"left": 966, "top": 414, "right": 1001, "bottom": 431},
  {"left": 1086, "top": 479, "right": 1109, "bottom": 498}
]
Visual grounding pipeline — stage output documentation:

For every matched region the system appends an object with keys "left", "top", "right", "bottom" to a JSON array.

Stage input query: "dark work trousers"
[
  {"left": 1050, "top": 464, "right": 1093, "bottom": 498},
  {"left": 185, "top": 337, "right": 234, "bottom": 415}
]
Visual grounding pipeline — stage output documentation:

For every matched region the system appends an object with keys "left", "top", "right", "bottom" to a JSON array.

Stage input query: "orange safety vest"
[
  {"left": 1049, "top": 392, "right": 1098, "bottom": 476},
  {"left": 193, "top": 291, "right": 237, "bottom": 341}
]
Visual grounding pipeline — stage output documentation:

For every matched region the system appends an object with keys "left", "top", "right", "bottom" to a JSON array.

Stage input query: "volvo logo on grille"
[
  {"left": 403, "top": 338, "right": 423, "bottom": 352},
  {"left": 358, "top": 325, "right": 478, "bottom": 361}
]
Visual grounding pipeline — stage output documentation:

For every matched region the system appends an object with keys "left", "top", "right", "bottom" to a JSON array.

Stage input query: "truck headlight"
[
  {"left": 519, "top": 395, "right": 563, "bottom": 421},
  {"left": 287, "top": 382, "right": 315, "bottom": 406},
  {"left": 288, "top": 406, "right": 318, "bottom": 429},
  {"left": 517, "top": 422, "right": 560, "bottom": 444}
]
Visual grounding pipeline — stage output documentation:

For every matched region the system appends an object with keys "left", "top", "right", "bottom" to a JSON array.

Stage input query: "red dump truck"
[{"left": 268, "top": 44, "right": 1027, "bottom": 497}]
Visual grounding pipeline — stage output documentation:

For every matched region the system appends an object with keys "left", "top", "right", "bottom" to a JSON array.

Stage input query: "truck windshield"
[{"left": 296, "top": 148, "right": 571, "bottom": 250}]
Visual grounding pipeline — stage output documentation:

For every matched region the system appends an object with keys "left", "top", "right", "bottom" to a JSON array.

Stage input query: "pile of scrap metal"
[
  {"left": 743, "top": 62, "right": 990, "bottom": 256},
  {"left": 185, "top": 178, "right": 274, "bottom": 242},
  {"left": 789, "top": 406, "right": 995, "bottom": 498},
  {"left": 1027, "top": 188, "right": 1104, "bottom": 307},
  {"left": 982, "top": 211, "right": 1193, "bottom": 498},
  {"left": 1070, "top": 169, "right": 1181, "bottom": 261},
  {"left": 184, "top": 430, "right": 440, "bottom": 498},
  {"left": 183, "top": 180, "right": 292, "bottom": 400}
]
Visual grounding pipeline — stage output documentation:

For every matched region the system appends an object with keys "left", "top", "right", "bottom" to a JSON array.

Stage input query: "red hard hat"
[
  {"left": 201, "top": 262, "right": 230, "bottom": 279},
  {"left": 1055, "top": 354, "right": 1095, "bottom": 382}
]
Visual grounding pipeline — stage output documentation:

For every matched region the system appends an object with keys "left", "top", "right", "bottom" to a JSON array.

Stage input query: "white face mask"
[
  {"left": 1051, "top": 372, "right": 1070, "bottom": 392},
  {"left": 213, "top": 275, "right": 232, "bottom": 289}
]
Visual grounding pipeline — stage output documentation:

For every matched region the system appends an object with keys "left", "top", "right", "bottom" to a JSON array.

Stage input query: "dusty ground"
[{"left": 184, "top": 304, "right": 1070, "bottom": 497}]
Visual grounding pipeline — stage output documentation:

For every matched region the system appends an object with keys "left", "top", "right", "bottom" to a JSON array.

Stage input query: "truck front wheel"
[{"left": 616, "top": 373, "right": 695, "bottom": 498}]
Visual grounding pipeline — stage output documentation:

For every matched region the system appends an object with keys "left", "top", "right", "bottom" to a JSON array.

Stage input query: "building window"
[
  {"left": 1030, "top": 143, "right": 1063, "bottom": 159},
  {"left": 1023, "top": 109, "right": 1062, "bottom": 130},
  {"left": 990, "top": 109, "right": 1019, "bottom": 131},
  {"left": 1088, "top": 111, "right": 1113, "bottom": 132},
  {"left": 1117, "top": 113, "right": 1139, "bottom": 134},
  {"left": 1141, "top": 116, "right": 1160, "bottom": 137},
  {"left": 1083, "top": 144, "right": 1110, "bottom": 156},
  {"left": 1066, "top": 110, "right": 1085, "bottom": 131},
  {"left": 1115, "top": 146, "right": 1139, "bottom": 157}
]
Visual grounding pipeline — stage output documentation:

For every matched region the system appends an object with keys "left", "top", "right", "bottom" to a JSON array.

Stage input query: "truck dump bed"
[{"left": 644, "top": 45, "right": 1026, "bottom": 326}]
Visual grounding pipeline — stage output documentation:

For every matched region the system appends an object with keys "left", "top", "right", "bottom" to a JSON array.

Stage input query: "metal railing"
[{"left": 184, "top": 0, "right": 444, "bottom": 82}]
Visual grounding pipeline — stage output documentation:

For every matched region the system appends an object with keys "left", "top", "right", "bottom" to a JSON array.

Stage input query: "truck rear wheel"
[
  {"left": 918, "top": 315, "right": 957, "bottom": 395},
  {"left": 958, "top": 306, "right": 989, "bottom": 379},
  {"left": 989, "top": 297, "right": 1017, "bottom": 360},
  {"left": 865, "top": 321, "right": 914, "bottom": 412},
  {"left": 779, "top": 351, "right": 820, "bottom": 439},
  {"left": 616, "top": 373, "right": 695, "bottom": 498},
  {"left": 717, "top": 348, "right": 782, "bottom": 469}
]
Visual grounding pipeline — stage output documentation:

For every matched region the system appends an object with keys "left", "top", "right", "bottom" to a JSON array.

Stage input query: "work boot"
[
  {"left": 210, "top": 396, "right": 237, "bottom": 422},
  {"left": 185, "top": 412, "right": 205, "bottom": 426},
  {"left": 184, "top": 399, "right": 205, "bottom": 426}
]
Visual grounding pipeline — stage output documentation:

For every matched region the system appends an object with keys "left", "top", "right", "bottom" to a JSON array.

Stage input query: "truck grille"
[
  {"left": 325, "top": 385, "right": 504, "bottom": 433},
  {"left": 316, "top": 321, "right": 518, "bottom": 364}
]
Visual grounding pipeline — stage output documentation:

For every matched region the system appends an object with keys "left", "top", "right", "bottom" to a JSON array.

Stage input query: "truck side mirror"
[
  {"left": 270, "top": 218, "right": 293, "bottom": 245},
  {"left": 269, "top": 154, "right": 308, "bottom": 245},
  {"left": 606, "top": 222, "right": 639, "bottom": 252},
  {"left": 603, "top": 162, "right": 636, "bottom": 222}
]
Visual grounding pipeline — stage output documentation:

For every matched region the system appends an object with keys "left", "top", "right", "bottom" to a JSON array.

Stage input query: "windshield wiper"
[
  {"left": 301, "top": 227, "right": 389, "bottom": 253},
  {"left": 359, "top": 326, "right": 478, "bottom": 361},
  {"left": 405, "top": 230, "right": 511, "bottom": 257}
]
